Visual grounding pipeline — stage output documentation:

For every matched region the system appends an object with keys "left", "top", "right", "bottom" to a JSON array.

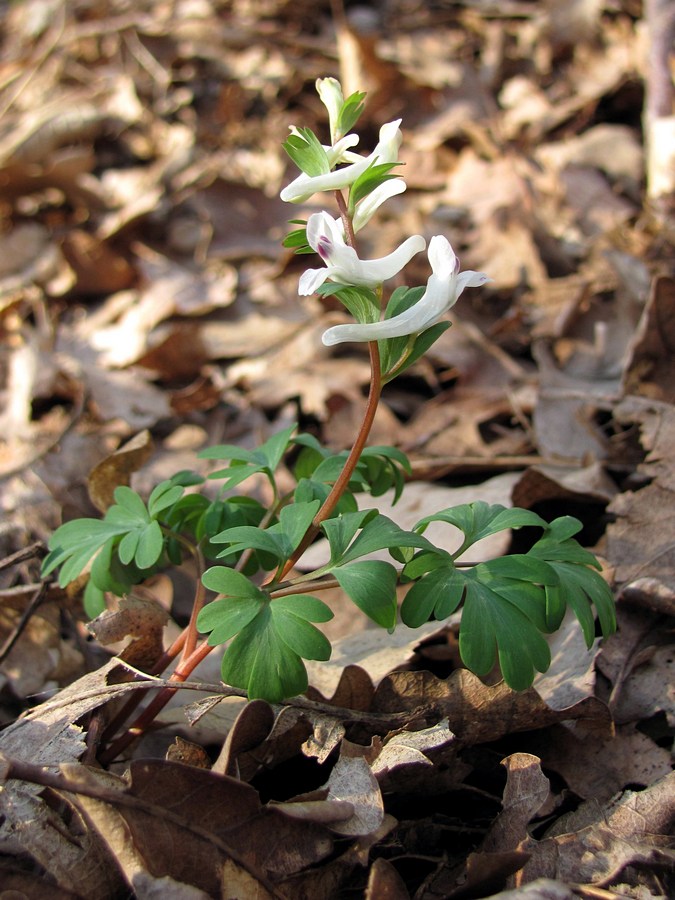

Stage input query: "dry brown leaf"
[
  {"left": 538, "top": 723, "right": 673, "bottom": 803},
  {"left": 88, "top": 593, "right": 169, "bottom": 670},
  {"left": 517, "top": 771, "right": 675, "bottom": 886},
  {"left": 87, "top": 429, "right": 155, "bottom": 512},
  {"left": 212, "top": 698, "right": 275, "bottom": 777},
  {"left": 66, "top": 758, "right": 334, "bottom": 896},
  {"left": 483, "top": 753, "right": 551, "bottom": 854},
  {"left": 606, "top": 397, "right": 675, "bottom": 597},
  {"left": 372, "top": 669, "right": 610, "bottom": 747},
  {"left": 321, "top": 752, "right": 384, "bottom": 837},
  {"left": 624, "top": 276, "right": 675, "bottom": 404},
  {"left": 365, "top": 856, "right": 410, "bottom": 900},
  {"left": 428, "top": 850, "right": 531, "bottom": 900},
  {"left": 533, "top": 613, "right": 601, "bottom": 712},
  {"left": 483, "top": 879, "right": 576, "bottom": 900},
  {"left": 304, "top": 620, "right": 448, "bottom": 699},
  {"left": 371, "top": 718, "right": 457, "bottom": 795}
]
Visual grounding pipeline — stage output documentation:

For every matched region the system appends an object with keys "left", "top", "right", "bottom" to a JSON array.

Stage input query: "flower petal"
[
  {"left": 325, "top": 133, "right": 360, "bottom": 166},
  {"left": 352, "top": 179, "right": 406, "bottom": 233},
  {"left": 427, "top": 234, "right": 458, "bottom": 279},
  {"left": 316, "top": 77, "right": 343, "bottom": 143},
  {"left": 281, "top": 120, "right": 403, "bottom": 204},
  {"left": 322, "top": 236, "right": 489, "bottom": 345},
  {"left": 299, "top": 267, "right": 330, "bottom": 296},
  {"left": 345, "top": 235, "right": 425, "bottom": 286},
  {"left": 455, "top": 270, "right": 492, "bottom": 296}
]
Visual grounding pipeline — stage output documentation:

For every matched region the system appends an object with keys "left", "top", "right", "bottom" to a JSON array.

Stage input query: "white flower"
[
  {"left": 281, "top": 120, "right": 403, "bottom": 204},
  {"left": 352, "top": 179, "right": 406, "bottom": 233},
  {"left": 316, "top": 77, "right": 344, "bottom": 144},
  {"left": 299, "top": 211, "right": 425, "bottom": 296},
  {"left": 321, "top": 236, "right": 490, "bottom": 346}
]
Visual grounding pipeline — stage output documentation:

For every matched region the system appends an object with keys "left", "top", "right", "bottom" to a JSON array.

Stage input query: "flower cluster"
[{"left": 281, "top": 77, "right": 490, "bottom": 351}]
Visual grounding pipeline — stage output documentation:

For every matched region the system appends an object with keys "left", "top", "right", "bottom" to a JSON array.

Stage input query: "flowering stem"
[
  {"left": 277, "top": 339, "right": 382, "bottom": 581},
  {"left": 335, "top": 189, "right": 356, "bottom": 247},
  {"left": 275, "top": 191, "right": 382, "bottom": 581},
  {"left": 180, "top": 543, "right": 206, "bottom": 664},
  {"left": 99, "top": 639, "right": 213, "bottom": 764}
]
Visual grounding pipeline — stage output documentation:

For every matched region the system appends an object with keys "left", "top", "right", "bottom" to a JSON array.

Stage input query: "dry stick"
[
  {"left": 0, "top": 542, "right": 45, "bottom": 573},
  {"left": 0, "top": 753, "right": 287, "bottom": 899},
  {"left": 99, "top": 640, "right": 214, "bottom": 765},
  {"left": 0, "top": 582, "right": 47, "bottom": 665}
]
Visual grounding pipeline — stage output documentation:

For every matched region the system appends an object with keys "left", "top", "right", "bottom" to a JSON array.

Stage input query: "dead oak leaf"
[
  {"left": 65, "top": 759, "right": 334, "bottom": 896},
  {"left": 517, "top": 771, "right": 675, "bottom": 887},
  {"left": 372, "top": 669, "right": 610, "bottom": 747}
]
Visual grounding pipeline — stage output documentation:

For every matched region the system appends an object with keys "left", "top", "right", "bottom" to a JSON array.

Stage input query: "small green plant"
[{"left": 42, "top": 79, "right": 615, "bottom": 754}]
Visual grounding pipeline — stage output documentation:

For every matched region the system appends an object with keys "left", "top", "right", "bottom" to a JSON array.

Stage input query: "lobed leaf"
[
  {"left": 333, "top": 560, "right": 398, "bottom": 629},
  {"left": 415, "top": 502, "right": 549, "bottom": 559}
]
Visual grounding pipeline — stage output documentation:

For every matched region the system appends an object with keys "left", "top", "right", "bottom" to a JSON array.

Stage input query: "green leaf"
[
  {"left": 197, "top": 594, "right": 265, "bottom": 644},
  {"left": 415, "top": 502, "right": 549, "bottom": 559},
  {"left": 338, "top": 513, "right": 436, "bottom": 565},
  {"left": 337, "top": 90, "right": 366, "bottom": 136},
  {"left": 118, "top": 529, "right": 140, "bottom": 566},
  {"left": 459, "top": 572, "right": 551, "bottom": 691},
  {"left": 378, "top": 286, "right": 423, "bottom": 375},
  {"left": 112, "top": 486, "right": 150, "bottom": 521},
  {"left": 83, "top": 580, "right": 106, "bottom": 618},
  {"left": 148, "top": 481, "right": 184, "bottom": 516},
  {"left": 199, "top": 445, "right": 256, "bottom": 464},
  {"left": 202, "top": 566, "right": 267, "bottom": 599},
  {"left": 276, "top": 500, "right": 321, "bottom": 553},
  {"left": 135, "top": 520, "right": 164, "bottom": 569},
  {"left": 362, "top": 445, "right": 412, "bottom": 475},
  {"left": 170, "top": 469, "right": 205, "bottom": 487},
  {"left": 382, "top": 322, "right": 451, "bottom": 383},
  {"left": 546, "top": 561, "right": 615, "bottom": 646},
  {"left": 333, "top": 560, "right": 398, "bottom": 629},
  {"left": 271, "top": 594, "right": 334, "bottom": 623},
  {"left": 220, "top": 606, "right": 310, "bottom": 701},
  {"left": 315, "top": 283, "right": 381, "bottom": 324},
  {"left": 321, "top": 509, "right": 376, "bottom": 565},
  {"left": 348, "top": 162, "right": 401, "bottom": 211},
  {"left": 282, "top": 220, "right": 312, "bottom": 254},
  {"left": 212, "top": 500, "right": 319, "bottom": 565},
  {"left": 213, "top": 529, "right": 282, "bottom": 564},
  {"left": 271, "top": 604, "right": 331, "bottom": 660},
  {"left": 400, "top": 565, "right": 465, "bottom": 627},
  {"left": 282, "top": 128, "right": 331, "bottom": 176},
  {"left": 527, "top": 517, "right": 616, "bottom": 640},
  {"left": 42, "top": 518, "right": 130, "bottom": 586},
  {"left": 200, "top": 425, "right": 296, "bottom": 494},
  {"left": 258, "top": 424, "right": 297, "bottom": 472}
]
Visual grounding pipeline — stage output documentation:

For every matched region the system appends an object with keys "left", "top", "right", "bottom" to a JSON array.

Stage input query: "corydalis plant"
[{"left": 42, "top": 79, "right": 615, "bottom": 751}]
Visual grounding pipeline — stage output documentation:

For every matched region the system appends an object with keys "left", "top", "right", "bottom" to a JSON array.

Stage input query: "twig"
[
  {"left": 0, "top": 752, "right": 288, "bottom": 899},
  {"left": 0, "top": 583, "right": 48, "bottom": 665},
  {"left": 0, "top": 542, "right": 45, "bottom": 573}
]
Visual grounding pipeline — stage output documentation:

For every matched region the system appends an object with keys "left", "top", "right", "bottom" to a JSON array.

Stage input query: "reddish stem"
[
  {"left": 277, "top": 338, "right": 382, "bottom": 581},
  {"left": 99, "top": 640, "right": 213, "bottom": 764}
]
